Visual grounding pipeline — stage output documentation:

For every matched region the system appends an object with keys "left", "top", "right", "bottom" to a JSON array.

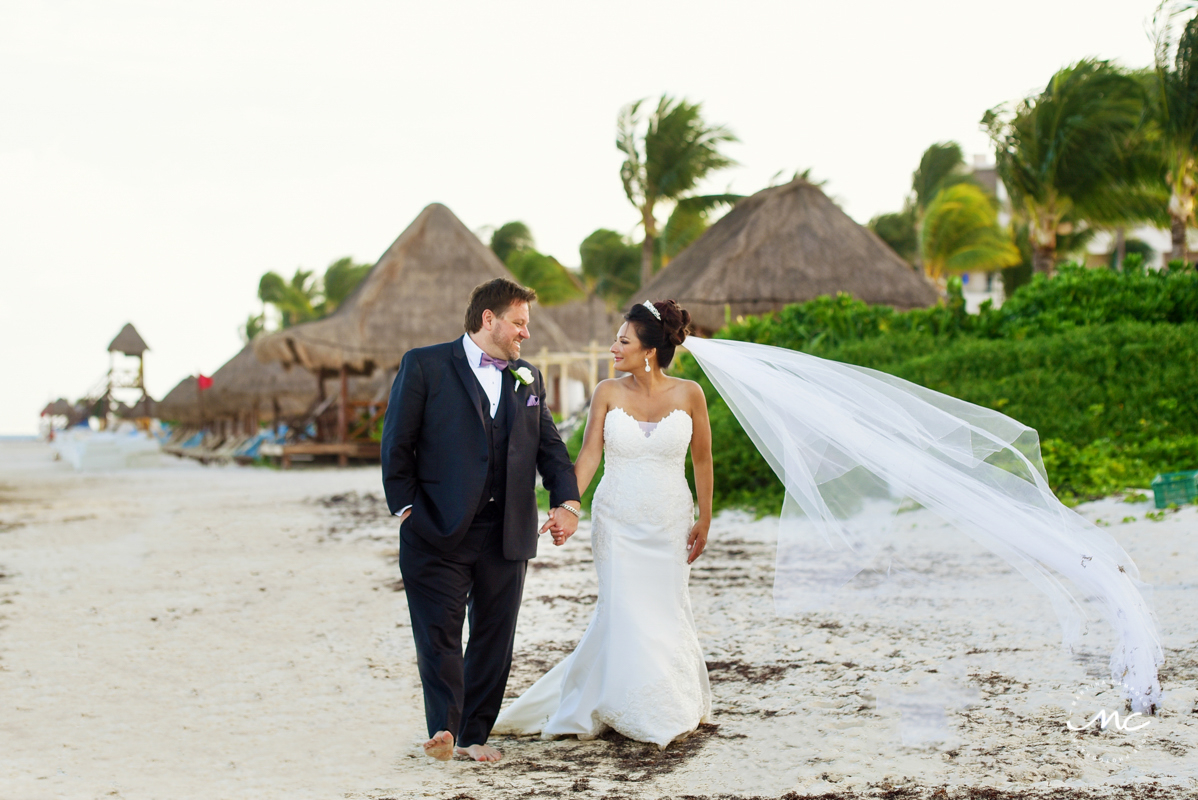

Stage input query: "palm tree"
[
  {"left": 505, "top": 249, "right": 586, "bottom": 306},
  {"left": 868, "top": 142, "right": 974, "bottom": 268},
  {"left": 618, "top": 95, "right": 739, "bottom": 287},
  {"left": 912, "top": 142, "right": 973, "bottom": 213},
  {"left": 1152, "top": 3, "right": 1198, "bottom": 263},
  {"left": 319, "top": 257, "right": 371, "bottom": 315},
  {"left": 868, "top": 206, "right": 918, "bottom": 264},
  {"left": 580, "top": 229, "right": 640, "bottom": 307},
  {"left": 258, "top": 269, "right": 319, "bottom": 328},
  {"left": 490, "top": 221, "right": 535, "bottom": 264},
  {"left": 919, "top": 184, "right": 1021, "bottom": 283},
  {"left": 983, "top": 60, "right": 1151, "bottom": 275}
]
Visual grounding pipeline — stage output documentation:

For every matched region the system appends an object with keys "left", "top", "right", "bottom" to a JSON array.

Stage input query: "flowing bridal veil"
[{"left": 682, "top": 336, "right": 1163, "bottom": 714}]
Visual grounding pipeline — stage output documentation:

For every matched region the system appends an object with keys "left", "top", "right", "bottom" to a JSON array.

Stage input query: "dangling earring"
[{"left": 644, "top": 357, "right": 651, "bottom": 373}]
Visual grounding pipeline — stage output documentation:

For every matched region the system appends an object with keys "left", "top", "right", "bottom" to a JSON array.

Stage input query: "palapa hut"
[
  {"left": 254, "top": 202, "right": 575, "bottom": 374},
  {"left": 40, "top": 398, "right": 84, "bottom": 428},
  {"left": 205, "top": 344, "right": 320, "bottom": 425},
  {"left": 114, "top": 396, "right": 158, "bottom": 420},
  {"left": 253, "top": 203, "right": 577, "bottom": 461},
  {"left": 633, "top": 178, "right": 939, "bottom": 333},
  {"left": 156, "top": 376, "right": 202, "bottom": 425}
]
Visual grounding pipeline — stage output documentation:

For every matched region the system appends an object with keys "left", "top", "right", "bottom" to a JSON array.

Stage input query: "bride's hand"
[{"left": 686, "top": 520, "right": 709, "bottom": 564}]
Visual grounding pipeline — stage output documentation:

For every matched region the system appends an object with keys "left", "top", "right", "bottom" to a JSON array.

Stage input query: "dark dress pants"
[{"left": 399, "top": 502, "right": 527, "bottom": 747}]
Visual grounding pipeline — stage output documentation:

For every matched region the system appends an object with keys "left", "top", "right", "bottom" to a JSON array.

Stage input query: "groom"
[{"left": 380, "top": 278, "right": 581, "bottom": 763}]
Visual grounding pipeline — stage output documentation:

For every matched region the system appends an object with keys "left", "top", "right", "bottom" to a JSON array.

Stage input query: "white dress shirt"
[
  {"left": 395, "top": 333, "right": 507, "bottom": 517},
  {"left": 461, "top": 333, "right": 504, "bottom": 418}
]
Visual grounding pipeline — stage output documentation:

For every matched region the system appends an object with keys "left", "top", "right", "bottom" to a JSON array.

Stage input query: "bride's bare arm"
[
  {"left": 687, "top": 382, "right": 713, "bottom": 563},
  {"left": 572, "top": 382, "right": 610, "bottom": 495}
]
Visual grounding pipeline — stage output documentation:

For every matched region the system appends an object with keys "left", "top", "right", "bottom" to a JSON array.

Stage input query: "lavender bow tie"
[{"left": 479, "top": 353, "right": 509, "bottom": 370}]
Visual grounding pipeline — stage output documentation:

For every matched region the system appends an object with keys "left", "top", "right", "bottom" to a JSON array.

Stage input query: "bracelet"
[{"left": 556, "top": 503, "right": 581, "bottom": 518}]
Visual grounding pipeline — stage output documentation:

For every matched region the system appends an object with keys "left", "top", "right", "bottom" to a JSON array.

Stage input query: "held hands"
[
  {"left": 686, "top": 519, "right": 709, "bottom": 564},
  {"left": 539, "top": 504, "right": 580, "bottom": 546}
]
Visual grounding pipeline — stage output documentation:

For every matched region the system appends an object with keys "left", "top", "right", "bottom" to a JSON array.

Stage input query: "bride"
[{"left": 493, "top": 298, "right": 714, "bottom": 747}]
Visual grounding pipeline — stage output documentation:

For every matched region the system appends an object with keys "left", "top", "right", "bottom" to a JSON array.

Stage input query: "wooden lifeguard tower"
[{"left": 102, "top": 323, "right": 153, "bottom": 428}]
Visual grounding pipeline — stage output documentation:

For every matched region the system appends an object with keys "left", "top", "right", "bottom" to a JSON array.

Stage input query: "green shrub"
[
  {"left": 984, "top": 263, "right": 1198, "bottom": 337},
  {"left": 851, "top": 323, "right": 1198, "bottom": 449}
]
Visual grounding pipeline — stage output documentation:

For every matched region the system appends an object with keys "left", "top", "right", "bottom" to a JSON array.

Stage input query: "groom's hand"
[{"left": 539, "top": 504, "right": 580, "bottom": 546}]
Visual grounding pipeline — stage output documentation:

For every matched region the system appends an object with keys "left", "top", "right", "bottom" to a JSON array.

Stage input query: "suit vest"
[{"left": 475, "top": 377, "right": 511, "bottom": 517}]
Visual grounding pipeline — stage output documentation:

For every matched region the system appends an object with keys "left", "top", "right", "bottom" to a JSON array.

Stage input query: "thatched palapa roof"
[
  {"left": 41, "top": 399, "right": 75, "bottom": 417},
  {"left": 204, "top": 344, "right": 320, "bottom": 418},
  {"left": 157, "top": 377, "right": 201, "bottom": 424},
  {"left": 108, "top": 323, "right": 150, "bottom": 356},
  {"left": 633, "top": 178, "right": 939, "bottom": 333},
  {"left": 539, "top": 296, "right": 623, "bottom": 351},
  {"left": 114, "top": 396, "right": 157, "bottom": 419},
  {"left": 254, "top": 203, "right": 575, "bottom": 375}
]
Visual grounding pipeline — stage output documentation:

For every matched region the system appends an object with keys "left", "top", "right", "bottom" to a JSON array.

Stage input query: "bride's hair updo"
[{"left": 624, "top": 299, "right": 693, "bottom": 369}]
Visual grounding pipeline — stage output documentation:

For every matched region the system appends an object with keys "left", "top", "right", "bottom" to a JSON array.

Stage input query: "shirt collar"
[{"left": 462, "top": 333, "right": 486, "bottom": 369}]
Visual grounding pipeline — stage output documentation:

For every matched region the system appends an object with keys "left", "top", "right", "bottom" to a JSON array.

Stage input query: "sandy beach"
[{"left": 1, "top": 439, "right": 1196, "bottom": 799}]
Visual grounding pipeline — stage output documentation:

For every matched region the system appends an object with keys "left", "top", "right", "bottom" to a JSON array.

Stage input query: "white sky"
[{"left": 0, "top": 0, "right": 1161, "bottom": 434}]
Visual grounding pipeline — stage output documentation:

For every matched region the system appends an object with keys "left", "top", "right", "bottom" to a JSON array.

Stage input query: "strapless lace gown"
[{"left": 492, "top": 407, "right": 712, "bottom": 747}]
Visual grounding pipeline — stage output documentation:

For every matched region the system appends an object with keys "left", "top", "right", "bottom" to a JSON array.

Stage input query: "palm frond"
[
  {"left": 642, "top": 95, "right": 739, "bottom": 202},
  {"left": 617, "top": 99, "right": 646, "bottom": 206},
  {"left": 912, "top": 142, "right": 968, "bottom": 211},
  {"left": 920, "top": 184, "right": 1021, "bottom": 278},
  {"left": 985, "top": 60, "right": 1156, "bottom": 239},
  {"left": 672, "top": 193, "right": 744, "bottom": 214}
]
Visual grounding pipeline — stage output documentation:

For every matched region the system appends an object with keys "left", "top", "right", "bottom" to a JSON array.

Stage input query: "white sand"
[{"left": 1, "top": 439, "right": 1196, "bottom": 799}]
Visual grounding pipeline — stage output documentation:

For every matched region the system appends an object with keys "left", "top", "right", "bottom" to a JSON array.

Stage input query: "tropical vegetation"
[
  {"left": 243, "top": 256, "right": 372, "bottom": 341},
  {"left": 1152, "top": 2, "right": 1198, "bottom": 262},
  {"left": 983, "top": 59, "right": 1161, "bottom": 276},
  {"left": 617, "top": 94, "right": 740, "bottom": 287},
  {"left": 918, "top": 183, "right": 1021, "bottom": 282},
  {"left": 488, "top": 222, "right": 585, "bottom": 306}
]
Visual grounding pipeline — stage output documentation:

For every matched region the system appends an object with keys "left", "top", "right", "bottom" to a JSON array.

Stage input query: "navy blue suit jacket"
[{"left": 380, "top": 337, "right": 580, "bottom": 561}]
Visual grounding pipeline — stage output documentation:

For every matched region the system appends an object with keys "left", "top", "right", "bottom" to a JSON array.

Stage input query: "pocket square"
[{"left": 526, "top": 395, "right": 540, "bottom": 407}]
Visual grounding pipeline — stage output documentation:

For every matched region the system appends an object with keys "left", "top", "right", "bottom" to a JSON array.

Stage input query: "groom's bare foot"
[
  {"left": 422, "top": 731, "right": 454, "bottom": 761},
  {"left": 455, "top": 743, "right": 502, "bottom": 762}
]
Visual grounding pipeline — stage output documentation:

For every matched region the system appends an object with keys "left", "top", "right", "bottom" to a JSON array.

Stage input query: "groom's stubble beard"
[{"left": 490, "top": 320, "right": 523, "bottom": 362}]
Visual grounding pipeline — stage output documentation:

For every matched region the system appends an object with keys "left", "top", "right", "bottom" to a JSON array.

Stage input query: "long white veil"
[{"left": 683, "top": 336, "right": 1163, "bottom": 714}]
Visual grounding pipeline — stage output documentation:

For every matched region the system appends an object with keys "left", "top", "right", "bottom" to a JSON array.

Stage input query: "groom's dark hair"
[{"left": 465, "top": 278, "right": 538, "bottom": 333}]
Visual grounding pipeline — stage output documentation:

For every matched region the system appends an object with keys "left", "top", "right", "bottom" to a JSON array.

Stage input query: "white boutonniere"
[{"left": 511, "top": 366, "right": 534, "bottom": 386}]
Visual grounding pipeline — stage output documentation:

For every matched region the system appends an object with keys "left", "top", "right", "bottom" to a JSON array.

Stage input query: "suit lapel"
[
  {"left": 450, "top": 338, "right": 487, "bottom": 431},
  {"left": 503, "top": 367, "right": 518, "bottom": 432}
]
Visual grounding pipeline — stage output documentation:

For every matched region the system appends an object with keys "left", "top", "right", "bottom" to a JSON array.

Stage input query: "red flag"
[{"left": 197, "top": 374, "right": 213, "bottom": 391}]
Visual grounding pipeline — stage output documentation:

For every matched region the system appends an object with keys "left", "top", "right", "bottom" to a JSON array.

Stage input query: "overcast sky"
[{"left": 0, "top": 0, "right": 1161, "bottom": 435}]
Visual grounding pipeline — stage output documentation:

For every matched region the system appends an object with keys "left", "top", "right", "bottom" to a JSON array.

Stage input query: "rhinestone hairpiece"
[{"left": 642, "top": 300, "right": 662, "bottom": 321}]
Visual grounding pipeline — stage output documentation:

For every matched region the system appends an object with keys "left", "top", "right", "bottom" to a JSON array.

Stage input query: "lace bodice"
[
  {"left": 601, "top": 407, "right": 691, "bottom": 466},
  {"left": 592, "top": 407, "right": 695, "bottom": 534}
]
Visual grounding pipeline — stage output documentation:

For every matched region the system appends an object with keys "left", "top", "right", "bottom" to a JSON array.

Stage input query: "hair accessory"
[{"left": 642, "top": 300, "right": 661, "bottom": 321}]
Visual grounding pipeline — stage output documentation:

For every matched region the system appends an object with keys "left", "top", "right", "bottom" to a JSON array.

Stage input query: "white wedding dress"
[{"left": 492, "top": 406, "right": 712, "bottom": 747}]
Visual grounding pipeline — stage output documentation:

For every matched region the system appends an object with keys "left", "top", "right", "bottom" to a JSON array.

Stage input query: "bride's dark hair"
[{"left": 624, "top": 300, "right": 693, "bottom": 369}]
